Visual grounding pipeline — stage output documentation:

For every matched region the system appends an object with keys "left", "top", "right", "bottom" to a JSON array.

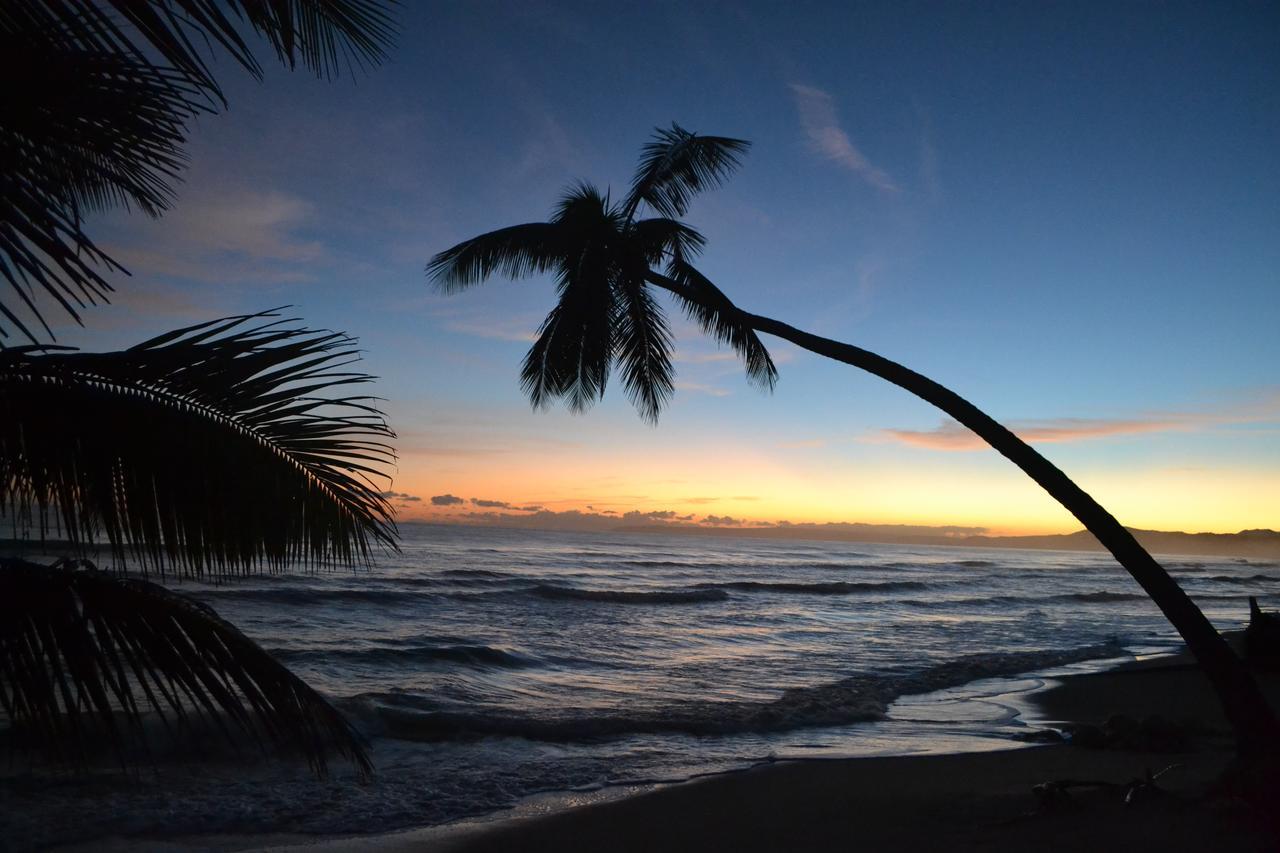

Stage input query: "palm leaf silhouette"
[
  {"left": 0, "top": 310, "right": 397, "bottom": 576},
  {"left": 0, "top": 0, "right": 397, "bottom": 343},
  {"left": 0, "top": 556, "right": 372, "bottom": 777},
  {"left": 622, "top": 123, "right": 751, "bottom": 220}
]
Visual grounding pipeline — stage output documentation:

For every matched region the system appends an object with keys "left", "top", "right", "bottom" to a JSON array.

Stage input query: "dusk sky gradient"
[{"left": 56, "top": 1, "right": 1279, "bottom": 535}]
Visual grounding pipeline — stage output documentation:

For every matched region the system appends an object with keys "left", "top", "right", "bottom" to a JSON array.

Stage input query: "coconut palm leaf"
[
  {"left": 0, "top": 310, "right": 397, "bottom": 577},
  {"left": 658, "top": 261, "right": 777, "bottom": 392},
  {"left": 112, "top": 0, "right": 398, "bottom": 98},
  {"left": 426, "top": 223, "right": 564, "bottom": 294},
  {"left": 621, "top": 124, "right": 750, "bottom": 221},
  {"left": 0, "top": 2, "right": 203, "bottom": 343},
  {"left": 0, "top": 556, "right": 372, "bottom": 777},
  {"left": 630, "top": 216, "right": 707, "bottom": 268},
  {"left": 0, "top": 0, "right": 397, "bottom": 344},
  {"left": 613, "top": 277, "right": 674, "bottom": 424},
  {"left": 520, "top": 249, "right": 619, "bottom": 415}
]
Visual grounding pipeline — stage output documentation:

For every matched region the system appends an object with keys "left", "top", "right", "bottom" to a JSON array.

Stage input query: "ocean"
[{"left": 7, "top": 523, "right": 1278, "bottom": 848}]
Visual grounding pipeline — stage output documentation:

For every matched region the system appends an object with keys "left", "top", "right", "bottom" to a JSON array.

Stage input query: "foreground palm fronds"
[
  {"left": 0, "top": 557, "right": 371, "bottom": 777},
  {"left": 0, "top": 311, "right": 398, "bottom": 576},
  {"left": 0, "top": 0, "right": 397, "bottom": 343}
]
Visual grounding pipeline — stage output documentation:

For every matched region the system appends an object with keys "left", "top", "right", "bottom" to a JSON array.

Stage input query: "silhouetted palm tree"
[
  {"left": 428, "top": 124, "right": 1278, "bottom": 757},
  {"left": 0, "top": 0, "right": 396, "bottom": 344},
  {"left": 1, "top": 1, "right": 399, "bottom": 775},
  {"left": 1, "top": 312, "right": 397, "bottom": 774}
]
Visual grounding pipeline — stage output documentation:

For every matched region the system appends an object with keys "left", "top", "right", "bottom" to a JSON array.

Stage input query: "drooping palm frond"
[
  {"left": 660, "top": 261, "right": 778, "bottom": 392},
  {"left": 0, "top": 0, "right": 397, "bottom": 344},
  {"left": 0, "top": 311, "right": 397, "bottom": 576},
  {"left": 113, "top": 0, "right": 397, "bottom": 94},
  {"left": 426, "top": 223, "right": 564, "bottom": 294},
  {"left": 630, "top": 216, "right": 706, "bottom": 269},
  {"left": 0, "top": 557, "right": 371, "bottom": 777},
  {"left": 621, "top": 124, "right": 750, "bottom": 221},
  {"left": 520, "top": 246, "right": 619, "bottom": 415},
  {"left": 613, "top": 276, "right": 674, "bottom": 424},
  {"left": 0, "top": 2, "right": 204, "bottom": 343}
]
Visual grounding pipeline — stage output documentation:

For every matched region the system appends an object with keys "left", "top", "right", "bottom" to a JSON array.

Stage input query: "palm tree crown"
[{"left": 429, "top": 124, "right": 776, "bottom": 424}]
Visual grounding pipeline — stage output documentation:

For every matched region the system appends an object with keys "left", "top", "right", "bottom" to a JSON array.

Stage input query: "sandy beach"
[{"left": 212, "top": 650, "right": 1279, "bottom": 853}]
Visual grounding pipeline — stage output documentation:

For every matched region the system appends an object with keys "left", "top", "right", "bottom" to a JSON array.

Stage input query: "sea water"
[{"left": 6, "top": 523, "right": 1277, "bottom": 848}]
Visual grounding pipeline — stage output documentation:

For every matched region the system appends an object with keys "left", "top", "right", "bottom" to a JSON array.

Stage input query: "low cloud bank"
[
  {"left": 421, "top": 505, "right": 986, "bottom": 542},
  {"left": 381, "top": 490, "right": 422, "bottom": 503}
]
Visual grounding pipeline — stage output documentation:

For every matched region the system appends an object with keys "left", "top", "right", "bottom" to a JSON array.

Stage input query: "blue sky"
[{"left": 60, "top": 1, "right": 1280, "bottom": 533}]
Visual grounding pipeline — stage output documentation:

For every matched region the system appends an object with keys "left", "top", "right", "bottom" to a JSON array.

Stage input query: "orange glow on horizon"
[{"left": 386, "top": 448, "right": 1278, "bottom": 537}]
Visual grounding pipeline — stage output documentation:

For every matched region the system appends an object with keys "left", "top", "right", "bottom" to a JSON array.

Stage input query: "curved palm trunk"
[{"left": 648, "top": 272, "right": 1278, "bottom": 755}]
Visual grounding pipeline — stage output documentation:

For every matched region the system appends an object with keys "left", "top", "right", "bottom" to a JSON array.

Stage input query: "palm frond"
[
  {"left": 0, "top": 311, "right": 397, "bottom": 577},
  {"left": 519, "top": 302, "right": 576, "bottom": 411},
  {"left": 427, "top": 223, "right": 564, "bottom": 294},
  {"left": 0, "top": 557, "right": 371, "bottom": 777},
  {"left": 511, "top": 186, "right": 624, "bottom": 414},
  {"left": 630, "top": 217, "right": 706, "bottom": 268},
  {"left": 520, "top": 258, "right": 617, "bottom": 415},
  {"left": 613, "top": 276, "right": 674, "bottom": 424},
  {"left": 621, "top": 124, "right": 750, "bottom": 221},
  {"left": 0, "top": 0, "right": 396, "bottom": 344},
  {"left": 551, "top": 181, "right": 617, "bottom": 227},
  {"left": 0, "top": 2, "right": 204, "bottom": 343},
  {"left": 662, "top": 261, "right": 778, "bottom": 392},
  {"left": 109, "top": 1, "right": 397, "bottom": 100}
]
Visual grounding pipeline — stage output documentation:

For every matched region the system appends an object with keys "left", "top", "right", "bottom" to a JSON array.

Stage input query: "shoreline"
[{"left": 81, "top": 639, "right": 1275, "bottom": 853}]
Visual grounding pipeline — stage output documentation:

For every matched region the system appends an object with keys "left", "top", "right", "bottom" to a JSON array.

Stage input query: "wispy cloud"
[
  {"left": 675, "top": 351, "right": 740, "bottom": 365},
  {"left": 879, "top": 392, "right": 1280, "bottom": 451},
  {"left": 674, "top": 381, "right": 731, "bottom": 397},
  {"left": 778, "top": 438, "right": 828, "bottom": 450},
  {"left": 428, "top": 306, "right": 543, "bottom": 343},
  {"left": 790, "top": 84, "right": 897, "bottom": 192},
  {"left": 882, "top": 418, "right": 1188, "bottom": 451},
  {"left": 445, "top": 319, "right": 538, "bottom": 343},
  {"left": 381, "top": 490, "right": 423, "bottom": 503},
  {"left": 101, "top": 186, "right": 324, "bottom": 285},
  {"left": 177, "top": 189, "right": 321, "bottom": 261}
]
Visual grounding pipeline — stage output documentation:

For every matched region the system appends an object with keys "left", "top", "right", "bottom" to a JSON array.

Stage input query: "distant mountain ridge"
[
  {"left": 614, "top": 523, "right": 1280, "bottom": 560},
  {"left": 955, "top": 528, "right": 1280, "bottom": 560}
]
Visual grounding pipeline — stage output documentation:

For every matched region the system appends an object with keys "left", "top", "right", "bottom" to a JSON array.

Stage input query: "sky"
[{"left": 52, "top": 1, "right": 1280, "bottom": 536}]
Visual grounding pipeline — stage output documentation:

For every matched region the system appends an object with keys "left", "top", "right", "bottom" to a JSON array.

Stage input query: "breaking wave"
[
  {"left": 531, "top": 585, "right": 729, "bottom": 604},
  {"left": 347, "top": 641, "right": 1128, "bottom": 743},
  {"left": 699, "top": 580, "right": 929, "bottom": 595},
  {"left": 273, "top": 643, "right": 537, "bottom": 668}
]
